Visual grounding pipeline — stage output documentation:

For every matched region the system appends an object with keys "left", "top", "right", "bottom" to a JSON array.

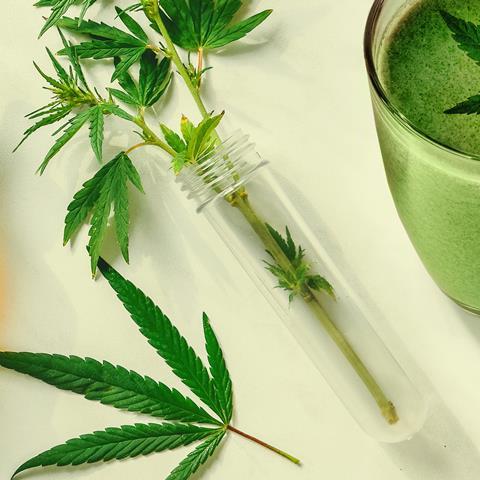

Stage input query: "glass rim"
[{"left": 363, "top": 0, "right": 480, "bottom": 164}]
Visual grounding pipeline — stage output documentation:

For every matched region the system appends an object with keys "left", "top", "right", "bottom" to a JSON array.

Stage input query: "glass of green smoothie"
[{"left": 365, "top": 0, "right": 480, "bottom": 314}]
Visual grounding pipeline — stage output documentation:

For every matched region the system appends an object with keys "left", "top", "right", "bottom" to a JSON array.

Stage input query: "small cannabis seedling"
[
  {"left": 0, "top": 258, "right": 300, "bottom": 479},
  {"left": 265, "top": 225, "right": 335, "bottom": 303}
]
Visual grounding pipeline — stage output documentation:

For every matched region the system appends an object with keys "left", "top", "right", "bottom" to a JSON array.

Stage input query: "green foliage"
[
  {"left": 16, "top": 43, "right": 133, "bottom": 172},
  {"left": 184, "top": 54, "right": 213, "bottom": 89},
  {"left": 166, "top": 429, "right": 226, "bottom": 480},
  {"left": 203, "top": 313, "right": 233, "bottom": 423},
  {"left": 156, "top": 0, "right": 273, "bottom": 51},
  {"left": 265, "top": 225, "right": 335, "bottom": 302},
  {"left": 441, "top": 11, "right": 480, "bottom": 66},
  {"left": 63, "top": 152, "right": 144, "bottom": 274},
  {"left": 188, "top": 113, "right": 223, "bottom": 157},
  {"left": 39, "top": 108, "right": 91, "bottom": 173},
  {"left": 12, "top": 423, "right": 217, "bottom": 476},
  {"left": 57, "top": 9, "right": 151, "bottom": 81},
  {"left": 110, "top": 50, "right": 172, "bottom": 108},
  {"left": 441, "top": 11, "right": 480, "bottom": 114},
  {"left": 0, "top": 353, "right": 220, "bottom": 424},
  {"left": 88, "top": 105, "right": 105, "bottom": 162},
  {"left": 161, "top": 113, "right": 224, "bottom": 173},
  {"left": 161, "top": 124, "right": 187, "bottom": 152},
  {"left": 35, "top": 0, "right": 97, "bottom": 37},
  {"left": 25, "top": 0, "right": 273, "bottom": 275},
  {"left": 0, "top": 259, "right": 233, "bottom": 478},
  {"left": 98, "top": 259, "right": 229, "bottom": 423}
]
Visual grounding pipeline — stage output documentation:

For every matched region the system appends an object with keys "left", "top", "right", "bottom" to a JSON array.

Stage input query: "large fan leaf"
[
  {"left": 0, "top": 352, "right": 221, "bottom": 424},
  {"left": 12, "top": 423, "right": 218, "bottom": 477},
  {"left": 97, "top": 259, "right": 227, "bottom": 422}
]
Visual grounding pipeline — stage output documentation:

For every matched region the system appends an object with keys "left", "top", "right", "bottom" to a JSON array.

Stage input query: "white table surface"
[{"left": 1, "top": 1, "right": 480, "bottom": 479}]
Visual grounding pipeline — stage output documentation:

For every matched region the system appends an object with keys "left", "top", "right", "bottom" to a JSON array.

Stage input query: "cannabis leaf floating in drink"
[
  {"left": 0, "top": 259, "right": 300, "bottom": 478},
  {"left": 441, "top": 11, "right": 480, "bottom": 115}
]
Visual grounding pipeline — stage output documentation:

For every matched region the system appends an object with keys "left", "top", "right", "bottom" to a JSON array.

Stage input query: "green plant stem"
[
  {"left": 133, "top": 115, "right": 177, "bottom": 156},
  {"left": 150, "top": 12, "right": 209, "bottom": 118},
  {"left": 197, "top": 47, "right": 204, "bottom": 88},
  {"left": 305, "top": 291, "right": 398, "bottom": 424},
  {"left": 149, "top": 6, "right": 399, "bottom": 425},
  {"left": 232, "top": 195, "right": 398, "bottom": 425},
  {"left": 227, "top": 425, "right": 301, "bottom": 465},
  {"left": 125, "top": 141, "right": 152, "bottom": 155}
]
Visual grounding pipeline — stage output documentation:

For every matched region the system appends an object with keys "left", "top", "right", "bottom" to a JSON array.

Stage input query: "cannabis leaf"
[
  {"left": 36, "top": 0, "right": 97, "bottom": 37},
  {"left": 58, "top": 8, "right": 151, "bottom": 81},
  {"left": 16, "top": 42, "right": 133, "bottom": 171},
  {"left": 12, "top": 423, "right": 216, "bottom": 476},
  {"left": 265, "top": 224, "right": 335, "bottom": 302},
  {"left": 63, "top": 152, "right": 144, "bottom": 275},
  {"left": 0, "top": 353, "right": 219, "bottom": 424},
  {"left": 109, "top": 50, "right": 172, "bottom": 108},
  {"left": 98, "top": 258, "right": 227, "bottom": 422},
  {"left": 441, "top": 11, "right": 480, "bottom": 66},
  {"left": 167, "top": 429, "right": 226, "bottom": 480},
  {"left": 161, "top": 113, "right": 223, "bottom": 173},
  {"left": 0, "top": 259, "right": 299, "bottom": 478},
  {"left": 441, "top": 11, "right": 480, "bottom": 114},
  {"left": 445, "top": 94, "right": 480, "bottom": 114},
  {"left": 156, "top": 0, "right": 273, "bottom": 51},
  {"left": 39, "top": 108, "right": 91, "bottom": 173},
  {"left": 203, "top": 313, "right": 233, "bottom": 423}
]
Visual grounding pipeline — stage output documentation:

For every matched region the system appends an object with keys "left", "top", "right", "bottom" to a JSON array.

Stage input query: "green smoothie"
[
  {"left": 371, "top": 0, "right": 480, "bottom": 311},
  {"left": 380, "top": 0, "right": 480, "bottom": 155}
]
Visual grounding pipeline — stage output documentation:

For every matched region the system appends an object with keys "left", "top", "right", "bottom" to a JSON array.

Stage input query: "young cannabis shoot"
[
  {"left": 18, "top": 0, "right": 399, "bottom": 425},
  {"left": 0, "top": 259, "right": 300, "bottom": 479},
  {"left": 441, "top": 11, "right": 480, "bottom": 114}
]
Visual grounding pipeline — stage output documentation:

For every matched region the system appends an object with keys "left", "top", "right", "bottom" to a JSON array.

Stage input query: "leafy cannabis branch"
[
  {"left": 17, "top": 0, "right": 398, "bottom": 430},
  {"left": 0, "top": 259, "right": 300, "bottom": 478}
]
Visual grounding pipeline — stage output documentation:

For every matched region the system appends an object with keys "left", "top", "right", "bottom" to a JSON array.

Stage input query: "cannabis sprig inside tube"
[{"left": 18, "top": 0, "right": 398, "bottom": 425}]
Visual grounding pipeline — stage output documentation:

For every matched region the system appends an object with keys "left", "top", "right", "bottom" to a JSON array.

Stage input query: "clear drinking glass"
[
  {"left": 365, "top": 0, "right": 480, "bottom": 314},
  {"left": 177, "top": 131, "right": 427, "bottom": 442}
]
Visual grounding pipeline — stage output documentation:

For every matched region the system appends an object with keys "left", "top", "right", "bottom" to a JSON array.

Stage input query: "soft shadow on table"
[
  {"left": 382, "top": 395, "right": 480, "bottom": 480},
  {"left": 385, "top": 305, "right": 480, "bottom": 480},
  {"left": 272, "top": 169, "right": 480, "bottom": 479},
  {"left": 460, "top": 306, "right": 480, "bottom": 345}
]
